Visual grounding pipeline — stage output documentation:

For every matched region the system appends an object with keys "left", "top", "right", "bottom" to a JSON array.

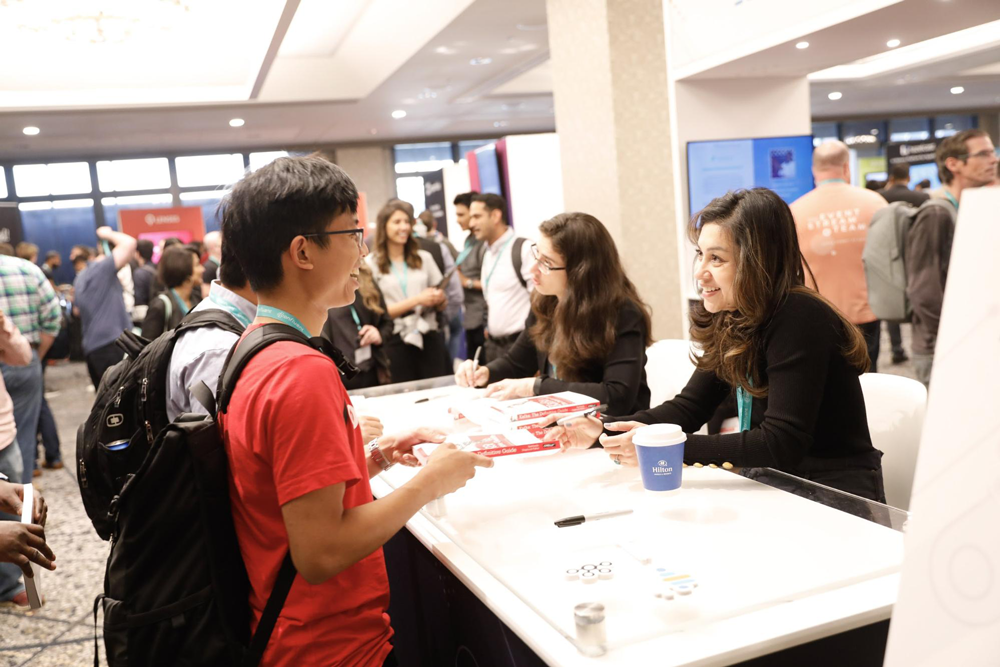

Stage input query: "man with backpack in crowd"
[
  {"left": 219, "top": 156, "right": 492, "bottom": 666},
  {"left": 468, "top": 193, "right": 533, "bottom": 363},
  {"left": 906, "top": 129, "right": 997, "bottom": 386}
]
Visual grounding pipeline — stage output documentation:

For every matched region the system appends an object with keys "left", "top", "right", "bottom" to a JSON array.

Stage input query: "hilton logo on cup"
[{"left": 633, "top": 424, "right": 686, "bottom": 492}]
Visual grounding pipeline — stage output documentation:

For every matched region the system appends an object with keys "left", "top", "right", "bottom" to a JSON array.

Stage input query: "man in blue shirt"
[{"left": 73, "top": 227, "right": 136, "bottom": 388}]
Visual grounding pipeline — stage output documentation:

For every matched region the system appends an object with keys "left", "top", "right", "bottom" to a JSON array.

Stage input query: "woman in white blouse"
[{"left": 366, "top": 201, "right": 451, "bottom": 382}]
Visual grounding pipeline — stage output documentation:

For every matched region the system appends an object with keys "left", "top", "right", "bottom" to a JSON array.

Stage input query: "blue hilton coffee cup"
[{"left": 633, "top": 424, "right": 686, "bottom": 492}]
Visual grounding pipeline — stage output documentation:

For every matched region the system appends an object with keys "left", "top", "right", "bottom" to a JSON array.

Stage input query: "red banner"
[{"left": 118, "top": 207, "right": 206, "bottom": 248}]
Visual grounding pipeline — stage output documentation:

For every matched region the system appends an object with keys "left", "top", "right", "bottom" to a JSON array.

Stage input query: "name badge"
[{"left": 355, "top": 345, "right": 373, "bottom": 364}]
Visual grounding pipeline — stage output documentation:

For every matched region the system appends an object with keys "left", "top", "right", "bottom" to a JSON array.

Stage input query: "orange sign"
[{"left": 118, "top": 207, "right": 206, "bottom": 247}]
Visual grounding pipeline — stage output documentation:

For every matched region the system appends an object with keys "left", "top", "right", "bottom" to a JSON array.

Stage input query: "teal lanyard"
[
  {"left": 349, "top": 305, "right": 363, "bottom": 332},
  {"left": 549, "top": 362, "right": 559, "bottom": 380},
  {"left": 736, "top": 379, "right": 753, "bottom": 432},
  {"left": 170, "top": 289, "right": 190, "bottom": 316},
  {"left": 944, "top": 191, "right": 960, "bottom": 211},
  {"left": 455, "top": 237, "right": 476, "bottom": 266},
  {"left": 483, "top": 235, "right": 515, "bottom": 295},
  {"left": 818, "top": 178, "right": 847, "bottom": 185},
  {"left": 390, "top": 261, "right": 409, "bottom": 298},
  {"left": 256, "top": 304, "right": 312, "bottom": 338},
  {"left": 209, "top": 293, "right": 252, "bottom": 328}
]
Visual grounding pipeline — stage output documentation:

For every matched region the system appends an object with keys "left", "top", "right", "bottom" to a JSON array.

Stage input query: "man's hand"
[
  {"left": 381, "top": 427, "right": 447, "bottom": 467},
  {"left": 0, "top": 523, "right": 56, "bottom": 579},
  {"left": 0, "top": 481, "right": 47, "bottom": 526},
  {"left": 483, "top": 378, "right": 535, "bottom": 401},
  {"left": 359, "top": 415, "right": 384, "bottom": 444},
  {"left": 417, "top": 444, "right": 494, "bottom": 497},
  {"left": 96, "top": 226, "right": 115, "bottom": 241}
]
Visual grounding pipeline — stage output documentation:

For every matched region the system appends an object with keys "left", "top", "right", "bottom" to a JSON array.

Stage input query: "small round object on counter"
[
  {"left": 693, "top": 462, "right": 703, "bottom": 468},
  {"left": 565, "top": 568, "right": 580, "bottom": 581},
  {"left": 581, "top": 571, "right": 598, "bottom": 584},
  {"left": 598, "top": 561, "right": 612, "bottom": 567},
  {"left": 598, "top": 568, "right": 613, "bottom": 580},
  {"left": 581, "top": 564, "right": 597, "bottom": 571},
  {"left": 722, "top": 461, "right": 734, "bottom": 470}
]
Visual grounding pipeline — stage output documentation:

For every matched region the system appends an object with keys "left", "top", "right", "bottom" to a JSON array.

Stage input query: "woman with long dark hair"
[
  {"left": 366, "top": 201, "right": 451, "bottom": 382},
  {"left": 323, "top": 263, "right": 393, "bottom": 390},
  {"left": 456, "top": 212, "right": 652, "bottom": 416},
  {"left": 550, "top": 189, "right": 885, "bottom": 503}
]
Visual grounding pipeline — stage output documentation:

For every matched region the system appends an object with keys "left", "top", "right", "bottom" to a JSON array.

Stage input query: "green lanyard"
[
  {"left": 349, "top": 305, "right": 363, "bottom": 332},
  {"left": 169, "top": 289, "right": 190, "bottom": 316},
  {"left": 256, "top": 304, "right": 312, "bottom": 338},
  {"left": 817, "top": 178, "right": 847, "bottom": 186},
  {"left": 737, "top": 380, "right": 753, "bottom": 432},
  {"left": 944, "top": 191, "right": 960, "bottom": 211},
  {"left": 455, "top": 236, "right": 477, "bottom": 266},
  {"left": 390, "top": 261, "right": 409, "bottom": 298},
  {"left": 483, "top": 235, "right": 515, "bottom": 295},
  {"left": 209, "top": 293, "right": 252, "bottom": 328}
]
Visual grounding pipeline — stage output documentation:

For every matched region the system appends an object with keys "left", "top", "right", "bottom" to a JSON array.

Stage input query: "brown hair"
[
  {"left": 528, "top": 213, "right": 652, "bottom": 381},
  {"left": 157, "top": 246, "right": 196, "bottom": 289},
  {"left": 688, "top": 189, "right": 869, "bottom": 398},
  {"left": 16, "top": 242, "right": 38, "bottom": 261},
  {"left": 357, "top": 263, "right": 384, "bottom": 315},
  {"left": 936, "top": 129, "right": 989, "bottom": 185},
  {"left": 373, "top": 201, "right": 422, "bottom": 274}
]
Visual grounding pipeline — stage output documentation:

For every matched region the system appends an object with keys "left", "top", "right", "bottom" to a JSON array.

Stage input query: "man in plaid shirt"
[{"left": 0, "top": 254, "right": 61, "bottom": 485}]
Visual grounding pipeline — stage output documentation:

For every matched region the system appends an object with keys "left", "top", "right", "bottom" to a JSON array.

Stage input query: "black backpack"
[{"left": 77, "top": 315, "right": 319, "bottom": 666}]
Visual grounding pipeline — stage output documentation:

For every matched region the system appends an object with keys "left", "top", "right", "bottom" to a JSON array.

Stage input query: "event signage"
[
  {"left": 0, "top": 203, "right": 24, "bottom": 247},
  {"left": 423, "top": 169, "right": 448, "bottom": 238},
  {"left": 118, "top": 206, "right": 205, "bottom": 247},
  {"left": 886, "top": 139, "right": 940, "bottom": 166}
]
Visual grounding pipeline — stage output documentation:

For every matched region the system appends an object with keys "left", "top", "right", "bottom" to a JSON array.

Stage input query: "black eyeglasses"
[
  {"left": 302, "top": 228, "right": 365, "bottom": 249},
  {"left": 530, "top": 243, "right": 566, "bottom": 275}
]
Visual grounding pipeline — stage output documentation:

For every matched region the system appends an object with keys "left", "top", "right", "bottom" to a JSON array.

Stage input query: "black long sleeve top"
[
  {"left": 622, "top": 292, "right": 880, "bottom": 475},
  {"left": 486, "top": 302, "right": 651, "bottom": 416}
]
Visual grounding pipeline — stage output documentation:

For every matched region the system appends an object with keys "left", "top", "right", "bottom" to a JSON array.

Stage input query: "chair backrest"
[
  {"left": 645, "top": 339, "right": 698, "bottom": 407},
  {"left": 858, "top": 373, "right": 927, "bottom": 511}
]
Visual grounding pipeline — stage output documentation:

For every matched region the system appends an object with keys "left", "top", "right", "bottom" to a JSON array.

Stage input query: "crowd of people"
[{"left": 0, "top": 130, "right": 993, "bottom": 661}]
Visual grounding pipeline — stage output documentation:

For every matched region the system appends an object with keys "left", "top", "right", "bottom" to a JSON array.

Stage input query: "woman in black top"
[
  {"left": 456, "top": 212, "right": 652, "bottom": 416},
  {"left": 550, "top": 189, "right": 885, "bottom": 503},
  {"left": 323, "top": 264, "right": 394, "bottom": 390},
  {"left": 140, "top": 246, "right": 203, "bottom": 340}
]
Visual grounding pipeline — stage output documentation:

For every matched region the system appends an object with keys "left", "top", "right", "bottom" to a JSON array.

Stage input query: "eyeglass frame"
[
  {"left": 958, "top": 149, "right": 998, "bottom": 161},
  {"left": 530, "top": 243, "right": 566, "bottom": 275},
  {"left": 301, "top": 227, "right": 365, "bottom": 249}
]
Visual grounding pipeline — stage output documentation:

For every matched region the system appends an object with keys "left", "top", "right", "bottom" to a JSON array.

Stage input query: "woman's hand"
[
  {"left": 484, "top": 378, "right": 535, "bottom": 401},
  {"left": 538, "top": 414, "right": 603, "bottom": 451},
  {"left": 455, "top": 360, "right": 489, "bottom": 388},
  {"left": 381, "top": 428, "right": 447, "bottom": 467},
  {"left": 598, "top": 421, "right": 645, "bottom": 466},
  {"left": 417, "top": 288, "right": 445, "bottom": 308},
  {"left": 359, "top": 415, "right": 384, "bottom": 444},
  {"left": 358, "top": 324, "right": 382, "bottom": 347}
]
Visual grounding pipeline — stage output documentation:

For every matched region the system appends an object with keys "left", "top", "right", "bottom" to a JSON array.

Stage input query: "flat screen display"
[
  {"left": 907, "top": 162, "right": 941, "bottom": 191},
  {"left": 475, "top": 145, "right": 503, "bottom": 196},
  {"left": 687, "top": 135, "right": 815, "bottom": 216}
]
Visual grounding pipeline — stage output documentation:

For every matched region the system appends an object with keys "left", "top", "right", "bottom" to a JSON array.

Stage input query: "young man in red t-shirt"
[{"left": 219, "top": 156, "right": 493, "bottom": 666}]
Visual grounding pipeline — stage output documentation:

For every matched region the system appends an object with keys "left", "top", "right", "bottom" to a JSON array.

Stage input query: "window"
[
  {"left": 19, "top": 199, "right": 97, "bottom": 285},
  {"left": 933, "top": 114, "right": 975, "bottom": 139},
  {"left": 889, "top": 117, "right": 930, "bottom": 142},
  {"left": 395, "top": 176, "right": 426, "bottom": 214},
  {"left": 13, "top": 162, "right": 91, "bottom": 197},
  {"left": 811, "top": 122, "right": 838, "bottom": 147},
  {"left": 0, "top": 167, "right": 6, "bottom": 198},
  {"left": 101, "top": 193, "right": 173, "bottom": 228},
  {"left": 249, "top": 151, "right": 289, "bottom": 172},
  {"left": 96, "top": 158, "right": 170, "bottom": 192},
  {"left": 179, "top": 190, "right": 230, "bottom": 234},
  {"left": 394, "top": 142, "right": 454, "bottom": 174},
  {"left": 175, "top": 153, "right": 245, "bottom": 188}
]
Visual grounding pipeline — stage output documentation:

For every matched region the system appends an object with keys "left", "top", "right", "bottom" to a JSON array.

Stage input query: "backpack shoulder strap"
[
  {"left": 217, "top": 323, "right": 312, "bottom": 415},
  {"left": 158, "top": 292, "right": 172, "bottom": 322},
  {"left": 175, "top": 307, "right": 246, "bottom": 337},
  {"left": 244, "top": 552, "right": 296, "bottom": 667},
  {"left": 510, "top": 237, "right": 528, "bottom": 291}
]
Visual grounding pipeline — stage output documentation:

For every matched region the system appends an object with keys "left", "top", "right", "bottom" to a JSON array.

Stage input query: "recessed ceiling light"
[
  {"left": 950, "top": 86, "right": 965, "bottom": 94},
  {"left": 828, "top": 91, "right": 843, "bottom": 100},
  {"left": 369, "top": 128, "right": 378, "bottom": 135},
  {"left": 229, "top": 118, "right": 245, "bottom": 128},
  {"left": 796, "top": 41, "right": 809, "bottom": 50},
  {"left": 391, "top": 109, "right": 407, "bottom": 119},
  {"left": 469, "top": 57, "right": 492, "bottom": 66},
  {"left": 871, "top": 129, "right": 879, "bottom": 135},
  {"left": 22, "top": 126, "right": 40, "bottom": 136},
  {"left": 434, "top": 46, "right": 458, "bottom": 55},
  {"left": 886, "top": 39, "right": 901, "bottom": 48},
  {"left": 493, "top": 121, "right": 508, "bottom": 128}
]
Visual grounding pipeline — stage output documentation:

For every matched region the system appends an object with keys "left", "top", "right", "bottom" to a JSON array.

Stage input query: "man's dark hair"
[
  {"left": 157, "top": 247, "right": 195, "bottom": 289},
  {"left": 889, "top": 164, "right": 910, "bottom": 182},
  {"left": 453, "top": 191, "right": 478, "bottom": 208},
  {"left": 916, "top": 179, "right": 931, "bottom": 189},
  {"left": 45, "top": 250, "right": 61, "bottom": 263},
  {"left": 222, "top": 156, "right": 359, "bottom": 292},
  {"left": 937, "top": 129, "right": 989, "bottom": 185},
  {"left": 162, "top": 237, "right": 183, "bottom": 250},
  {"left": 136, "top": 239, "right": 154, "bottom": 263},
  {"left": 471, "top": 193, "right": 508, "bottom": 224},
  {"left": 218, "top": 236, "right": 248, "bottom": 289}
]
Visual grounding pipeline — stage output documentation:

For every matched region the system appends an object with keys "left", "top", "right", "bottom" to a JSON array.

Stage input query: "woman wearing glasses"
[
  {"left": 367, "top": 200, "right": 451, "bottom": 382},
  {"left": 455, "top": 212, "right": 652, "bottom": 416}
]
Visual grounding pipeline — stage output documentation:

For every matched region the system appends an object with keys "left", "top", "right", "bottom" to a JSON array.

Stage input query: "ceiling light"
[
  {"left": 391, "top": 109, "right": 407, "bottom": 119},
  {"left": 828, "top": 91, "right": 843, "bottom": 100},
  {"left": 950, "top": 86, "right": 965, "bottom": 94},
  {"left": 22, "top": 126, "right": 40, "bottom": 136},
  {"left": 796, "top": 41, "right": 809, "bottom": 50},
  {"left": 434, "top": 46, "right": 457, "bottom": 55},
  {"left": 469, "top": 57, "right": 492, "bottom": 66},
  {"left": 871, "top": 129, "right": 879, "bottom": 135},
  {"left": 229, "top": 118, "right": 245, "bottom": 128},
  {"left": 493, "top": 121, "right": 508, "bottom": 128},
  {"left": 369, "top": 128, "right": 378, "bottom": 135},
  {"left": 516, "top": 23, "right": 547, "bottom": 31},
  {"left": 886, "top": 39, "right": 901, "bottom": 48}
]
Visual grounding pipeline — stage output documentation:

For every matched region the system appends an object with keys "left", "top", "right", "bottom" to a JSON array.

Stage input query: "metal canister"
[{"left": 574, "top": 602, "right": 607, "bottom": 656}]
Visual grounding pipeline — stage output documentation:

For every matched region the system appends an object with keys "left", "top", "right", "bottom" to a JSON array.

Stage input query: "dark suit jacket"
[{"left": 879, "top": 184, "right": 929, "bottom": 207}]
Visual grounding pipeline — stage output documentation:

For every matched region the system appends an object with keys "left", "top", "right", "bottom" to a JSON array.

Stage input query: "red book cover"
[{"left": 490, "top": 392, "right": 599, "bottom": 422}]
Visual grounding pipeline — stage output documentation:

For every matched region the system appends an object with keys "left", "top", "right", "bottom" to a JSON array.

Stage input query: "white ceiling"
[{"left": 1, "top": 0, "right": 998, "bottom": 161}]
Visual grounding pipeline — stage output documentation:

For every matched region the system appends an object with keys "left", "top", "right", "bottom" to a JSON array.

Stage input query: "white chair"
[
  {"left": 858, "top": 373, "right": 927, "bottom": 511},
  {"left": 645, "top": 339, "right": 698, "bottom": 406}
]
